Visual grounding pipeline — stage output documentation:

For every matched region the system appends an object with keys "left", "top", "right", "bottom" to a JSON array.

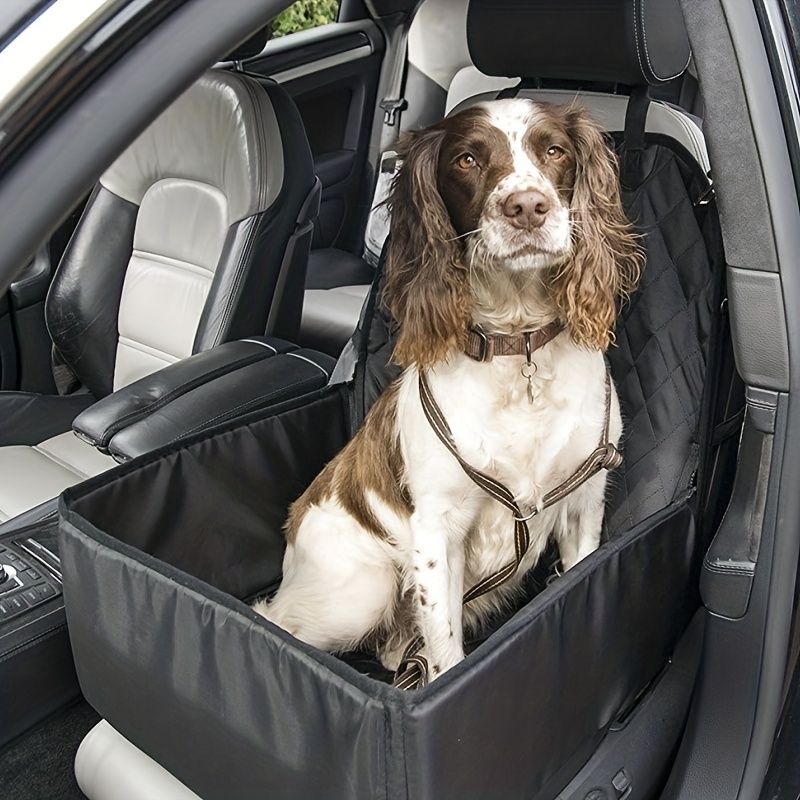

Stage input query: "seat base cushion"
[{"left": 0, "top": 432, "right": 115, "bottom": 522}]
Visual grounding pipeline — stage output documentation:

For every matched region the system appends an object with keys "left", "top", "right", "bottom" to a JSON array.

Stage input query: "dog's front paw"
[
  {"left": 251, "top": 598, "right": 270, "bottom": 618},
  {"left": 427, "top": 652, "right": 464, "bottom": 681},
  {"left": 415, "top": 644, "right": 464, "bottom": 684}
]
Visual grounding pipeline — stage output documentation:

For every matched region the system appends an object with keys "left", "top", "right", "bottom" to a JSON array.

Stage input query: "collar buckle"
[{"left": 466, "top": 326, "right": 492, "bottom": 362}]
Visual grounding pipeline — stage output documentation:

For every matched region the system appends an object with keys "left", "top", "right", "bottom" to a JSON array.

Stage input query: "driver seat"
[{"left": 0, "top": 64, "right": 317, "bottom": 525}]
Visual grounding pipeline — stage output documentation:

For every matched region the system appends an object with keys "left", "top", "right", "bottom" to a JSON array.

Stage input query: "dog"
[{"left": 254, "top": 99, "right": 642, "bottom": 684}]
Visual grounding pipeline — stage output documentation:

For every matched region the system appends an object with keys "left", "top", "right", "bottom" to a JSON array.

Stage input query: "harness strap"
[{"left": 393, "top": 368, "right": 621, "bottom": 689}]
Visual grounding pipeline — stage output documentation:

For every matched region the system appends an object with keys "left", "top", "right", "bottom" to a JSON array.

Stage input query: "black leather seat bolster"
[
  {"left": 73, "top": 337, "right": 301, "bottom": 451},
  {"left": 104, "top": 346, "right": 336, "bottom": 462},
  {"left": 0, "top": 392, "right": 97, "bottom": 447}
]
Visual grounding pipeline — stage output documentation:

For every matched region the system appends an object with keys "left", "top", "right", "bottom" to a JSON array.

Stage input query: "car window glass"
[
  {"left": 272, "top": 0, "right": 340, "bottom": 38},
  {"left": 780, "top": 0, "right": 800, "bottom": 73}
]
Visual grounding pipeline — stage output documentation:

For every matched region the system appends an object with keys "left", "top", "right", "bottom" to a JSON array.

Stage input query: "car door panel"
[
  {"left": 8, "top": 246, "right": 57, "bottom": 394},
  {"left": 244, "top": 21, "right": 384, "bottom": 252},
  {"left": 0, "top": 290, "right": 16, "bottom": 390}
]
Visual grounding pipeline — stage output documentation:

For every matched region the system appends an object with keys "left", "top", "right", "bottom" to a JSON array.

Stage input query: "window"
[{"left": 271, "top": 0, "right": 340, "bottom": 38}]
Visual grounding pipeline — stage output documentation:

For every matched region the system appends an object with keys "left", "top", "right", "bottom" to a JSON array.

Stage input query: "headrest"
[
  {"left": 467, "top": 0, "right": 691, "bottom": 86},
  {"left": 101, "top": 71, "right": 285, "bottom": 224}
]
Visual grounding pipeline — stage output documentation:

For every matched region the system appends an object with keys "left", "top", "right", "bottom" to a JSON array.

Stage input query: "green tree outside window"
[{"left": 272, "top": 0, "right": 340, "bottom": 38}]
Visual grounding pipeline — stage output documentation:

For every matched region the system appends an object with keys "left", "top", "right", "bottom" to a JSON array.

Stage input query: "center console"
[{"left": 0, "top": 517, "right": 79, "bottom": 749}]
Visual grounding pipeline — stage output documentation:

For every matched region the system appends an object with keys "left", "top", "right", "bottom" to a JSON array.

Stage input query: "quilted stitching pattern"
[{"left": 606, "top": 145, "right": 715, "bottom": 535}]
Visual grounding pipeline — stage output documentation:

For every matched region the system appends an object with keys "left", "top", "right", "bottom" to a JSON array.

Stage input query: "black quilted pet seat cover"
[{"left": 58, "top": 134, "right": 719, "bottom": 800}]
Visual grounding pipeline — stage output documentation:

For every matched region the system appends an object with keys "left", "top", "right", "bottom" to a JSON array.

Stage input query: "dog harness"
[{"left": 393, "top": 329, "right": 623, "bottom": 690}]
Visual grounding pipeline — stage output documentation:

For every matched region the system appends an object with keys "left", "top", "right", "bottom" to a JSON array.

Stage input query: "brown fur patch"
[
  {"left": 524, "top": 113, "right": 578, "bottom": 201},
  {"left": 547, "top": 106, "right": 643, "bottom": 349},
  {"left": 381, "top": 122, "right": 475, "bottom": 369},
  {"left": 285, "top": 381, "right": 412, "bottom": 543},
  {"left": 382, "top": 101, "right": 643, "bottom": 365},
  {"left": 435, "top": 109, "right": 514, "bottom": 235}
]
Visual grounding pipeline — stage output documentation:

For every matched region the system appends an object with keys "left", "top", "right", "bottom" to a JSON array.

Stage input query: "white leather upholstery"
[
  {"left": 101, "top": 71, "right": 284, "bottom": 224},
  {"left": 76, "top": 722, "right": 201, "bottom": 800},
  {"left": 445, "top": 66, "right": 517, "bottom": 113},
  {"left": 0, "top": 432, "right": 115, "bottom": 522},
  {"left": 408, "top": 0, "right": 472, "bottom": 89},
  {"left": 114, "top": 179, "right": 228, "bottom": 389}
]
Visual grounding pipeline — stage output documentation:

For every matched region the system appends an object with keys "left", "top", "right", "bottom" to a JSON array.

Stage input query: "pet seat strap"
[{"left": 621, "top": 85, "right": 650, "bottom": 190}]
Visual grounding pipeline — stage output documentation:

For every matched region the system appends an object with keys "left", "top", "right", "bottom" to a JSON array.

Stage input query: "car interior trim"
[
  {"left": 272, "top": 45, "right": 374, "bottom": 83},
  {"left": 0, "top": 0, "right": 117, "bottom": 112},
  {"left": 0, "top": 0, "right": 291, "bottom": 297}
]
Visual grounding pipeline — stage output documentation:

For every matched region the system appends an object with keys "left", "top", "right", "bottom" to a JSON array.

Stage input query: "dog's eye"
[
  {"left": 546, "top": 145, "right": 566, "bottom": 160},
  {"left": 456, "top": 153, "right": 478, "bottom": 169}
]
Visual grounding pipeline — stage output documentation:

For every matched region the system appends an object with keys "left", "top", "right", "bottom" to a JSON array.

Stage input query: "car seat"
[{"left": 0, "top": 57, "right": 318, "bottom": 525}]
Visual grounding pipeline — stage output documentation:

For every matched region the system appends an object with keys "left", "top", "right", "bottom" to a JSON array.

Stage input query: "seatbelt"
[{"left": 364, "top": 5, "right": 412, "bottom": 163}]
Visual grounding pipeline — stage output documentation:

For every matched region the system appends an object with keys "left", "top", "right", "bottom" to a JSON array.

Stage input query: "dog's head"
[{"left": 383, "top": 99, "right": 642, "bottom": 368}]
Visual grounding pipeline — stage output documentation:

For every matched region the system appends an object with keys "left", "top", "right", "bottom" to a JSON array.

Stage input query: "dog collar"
[{"left": 464, "top": 321, "right": 564, "bottom": 363}]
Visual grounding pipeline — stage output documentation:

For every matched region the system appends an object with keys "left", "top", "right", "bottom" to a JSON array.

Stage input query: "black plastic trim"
[{"left": 243, "top": 30, "right": 372, "bottom": 76}]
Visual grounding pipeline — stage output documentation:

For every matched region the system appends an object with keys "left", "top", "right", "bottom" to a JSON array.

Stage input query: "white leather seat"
[
  {"left": 0, "top": 68, "right": 317, "bottom": 524},
  {"left": 0, "top": 434, "right": 115, "bottom": 523}
]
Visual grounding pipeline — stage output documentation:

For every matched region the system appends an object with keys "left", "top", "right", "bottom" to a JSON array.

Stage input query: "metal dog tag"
[{"left": 521, "top": 361, "right": 537, "bottom": 404}]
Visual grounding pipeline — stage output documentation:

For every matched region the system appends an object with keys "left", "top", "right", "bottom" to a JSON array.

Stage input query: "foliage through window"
[{"left": 272, "top": 0, "right": 339, "bottom": 38}]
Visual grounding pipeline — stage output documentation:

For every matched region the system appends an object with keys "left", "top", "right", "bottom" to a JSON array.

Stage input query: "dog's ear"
[
  {"left": 382, "top": 127, "right": 471, "bottom": 369},
  {"left": 551, "top": 109, "right": 643, "bottom": 350}
]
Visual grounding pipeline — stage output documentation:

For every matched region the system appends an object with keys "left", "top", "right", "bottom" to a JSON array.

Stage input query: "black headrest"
[
  {"left": 467, "top": 0, "right": 691, "bottom": 86},
  {"left": 226, "top": 25, "right": 271, "bottom": 62}
]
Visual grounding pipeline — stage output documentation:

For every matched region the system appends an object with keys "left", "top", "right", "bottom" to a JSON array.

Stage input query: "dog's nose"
[{"left": 502, "top": 191, "right": 550, "bottom": 230}]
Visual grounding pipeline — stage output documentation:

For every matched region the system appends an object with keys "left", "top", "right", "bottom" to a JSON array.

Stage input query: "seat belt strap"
[{"left": 365, "top": 5, "right": 411, "bottom": 161}]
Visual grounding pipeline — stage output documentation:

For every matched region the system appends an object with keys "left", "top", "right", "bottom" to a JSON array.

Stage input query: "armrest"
[{"left": 73, "top": 338, "right": 335, "bottom": 460}]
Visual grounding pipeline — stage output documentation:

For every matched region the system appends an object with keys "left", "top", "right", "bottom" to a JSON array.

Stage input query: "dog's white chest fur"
[
  {"left": 396, "top": 339, "right": 619, "bottom": 616},
  {"left": 409, "top": 343, "right": 609, "bottom": 506}
]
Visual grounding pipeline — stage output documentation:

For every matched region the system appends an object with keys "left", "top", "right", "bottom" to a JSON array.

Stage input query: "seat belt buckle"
[{"left": 380, "top": 98, "right": 407, "bottom": 126}]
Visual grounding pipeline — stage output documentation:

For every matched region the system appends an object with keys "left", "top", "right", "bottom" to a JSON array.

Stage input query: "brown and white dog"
[{"left": 254, "top": 99, "right": 642, "bottom": 682}]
